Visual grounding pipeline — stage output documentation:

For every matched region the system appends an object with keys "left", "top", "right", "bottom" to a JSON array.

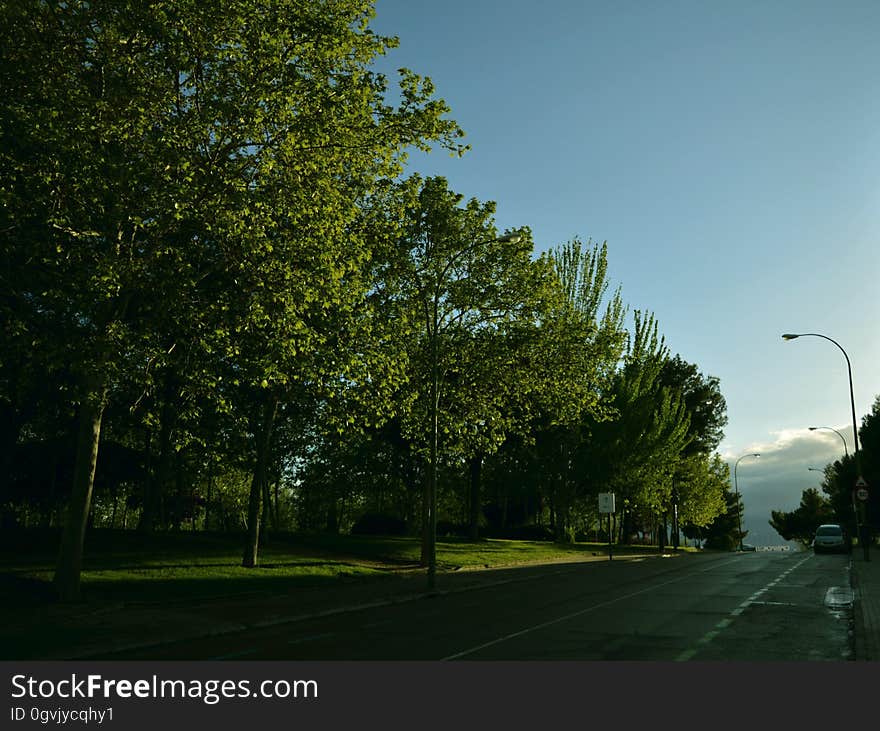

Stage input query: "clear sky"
[{"left": 370, "top": 0, "right": 880, "bottom": 544}]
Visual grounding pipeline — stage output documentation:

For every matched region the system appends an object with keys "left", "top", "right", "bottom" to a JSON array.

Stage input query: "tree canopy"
[{"left": 1, "top": 2, "right": 738, "bottom": 601}]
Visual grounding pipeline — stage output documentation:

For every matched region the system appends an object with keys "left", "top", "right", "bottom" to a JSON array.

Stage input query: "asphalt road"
[{"left": 101, "top": 550, "right": 854, "bottom": 661}]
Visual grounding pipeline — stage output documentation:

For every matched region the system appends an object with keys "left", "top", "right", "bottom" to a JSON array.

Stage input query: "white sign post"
[{"left": 598, "top": 493, "right": 616, "bottom": 560}]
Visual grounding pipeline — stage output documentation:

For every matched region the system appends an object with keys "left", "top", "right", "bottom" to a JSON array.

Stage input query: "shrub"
[{"left": 350, "top": 513, "right": 407, "bottom": 536}]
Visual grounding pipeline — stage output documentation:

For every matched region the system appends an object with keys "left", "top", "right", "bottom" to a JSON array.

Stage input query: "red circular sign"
[{"left": 856, "top": 487, "right": 869, "bottom": 501}]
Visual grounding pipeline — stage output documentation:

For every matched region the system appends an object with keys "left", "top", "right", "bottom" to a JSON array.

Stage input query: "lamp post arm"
[
  {"left": 811, "top": 426, "right": 849, "bottom": 457},
  {"left": 831, "top": 427, "right": 849, "bottom": 458}
]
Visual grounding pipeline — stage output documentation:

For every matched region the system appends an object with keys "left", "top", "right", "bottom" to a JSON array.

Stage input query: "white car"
[{"left": 812, "top": 524, "right": 848, "bottom": 554}]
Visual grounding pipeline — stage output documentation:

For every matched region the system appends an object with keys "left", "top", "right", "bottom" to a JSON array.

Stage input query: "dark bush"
[
  {"left": 350, "top": 513, "right": 407, "bottom": 536},
  {"left": 484, "top": 524, "right": 554, "bottom": 541},
  {"left": 436, "top": 521, "right": 468, "bottom": 538}
]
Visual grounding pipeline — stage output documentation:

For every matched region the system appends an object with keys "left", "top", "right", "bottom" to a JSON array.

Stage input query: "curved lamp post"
[
  {"left": 782, "top": 334, "right": 860, "bottom": 462},
  {"left": 808, "top": 426, "right": 848, "bottom": 457},
  {"left": 425, "top": 231, "right": 522, "bottom": 590},
  {"left": 808, "top": 429, "right": 859, "bottom": 536},
  {"left": 734, "top": 453, "right": 760, "bottom": 551},
  {"left": 783, "top": 332, "right": 868, "bottom": 560}
]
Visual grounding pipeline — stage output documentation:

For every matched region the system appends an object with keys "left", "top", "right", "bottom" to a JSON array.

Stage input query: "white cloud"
[{"left": 721, "top": 425, "right": 851, "bottom": 546}]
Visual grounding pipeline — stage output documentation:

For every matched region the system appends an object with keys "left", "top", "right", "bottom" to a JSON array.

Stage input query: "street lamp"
[
  {"left": 783, "top": 332, "right": 868, "bottom": 560},
  {"left": 425, "top": 231, "right": 522, "bottom": 590},
  {"left": 734, "top": 453, "right": 760, "bottom": 551},
  {"left": 808, "top": 429, "right": 859, "bottom": 539},
  {"left": 808, "top": 426, "right": 848, "bottom": 457}
]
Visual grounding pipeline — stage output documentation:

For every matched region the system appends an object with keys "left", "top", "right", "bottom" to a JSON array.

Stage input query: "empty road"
[{"left": 101, "top": 550, "right": 854, "bottom": 661}]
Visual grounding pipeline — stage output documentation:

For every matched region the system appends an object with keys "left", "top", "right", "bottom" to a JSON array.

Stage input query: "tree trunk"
[
  {"left": 110, "top": 488, "right": 118, "bottom": 529},
  {"left": 0, "top": 409, "right": 24, "bottom": 529},
  {"left": 43, "top": 448, "right": 59, "bottom": 528},
  {"left": 420, "top": 468, "right": 430, "bottom": 566},
  {"left": 54, "top": 387, "right": 106, "bottom": 601},
  {"left": 139, "top": 385, "right": 177, "bottom": 532},
  {"left": 554, "top": 441, "right": 572, "bottom": 543},
  {"left": 0, "top": 407, "right": 23, "bottom": 502},
  {"left": 190, "top": 480, "right": 196, "bottom": 532},
  {"left": 242, "top": 394, "right": 279, "bottom": 568},
  {"left": 261, "top": 472, "right": 272, "bottom": 539},
  {"left": 205, "top": 461, "right": 213, "bottom": 531},
  {"left": 468, "top": 454, "right": 482, "bottom": 541}
]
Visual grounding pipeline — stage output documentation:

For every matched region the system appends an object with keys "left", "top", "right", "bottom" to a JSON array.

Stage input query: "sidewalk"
[{"left": 850, "top": 548, "right": 880, "bottom": 661}]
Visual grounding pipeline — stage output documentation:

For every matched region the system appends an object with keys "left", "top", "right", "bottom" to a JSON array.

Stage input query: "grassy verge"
[{"left": 1, "top": 528, "right": 695, "bottom": 607}]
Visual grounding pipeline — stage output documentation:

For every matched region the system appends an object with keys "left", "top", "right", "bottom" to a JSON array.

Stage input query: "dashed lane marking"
[
  {"left": 676, "top": 554, "right": 813, "bottom": 661},
  {"left": 442, "top": 556, "right": 744, "bottom": 660}
]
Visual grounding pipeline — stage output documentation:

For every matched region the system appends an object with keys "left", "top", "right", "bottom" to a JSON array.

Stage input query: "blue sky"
[{"left": 371, "top": 0, "right": 880, "bottom": 544}]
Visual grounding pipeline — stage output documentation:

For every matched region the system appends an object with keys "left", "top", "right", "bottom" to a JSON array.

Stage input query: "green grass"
[{"left": 0, "top": 528, "right": 694, "bottom": 607}]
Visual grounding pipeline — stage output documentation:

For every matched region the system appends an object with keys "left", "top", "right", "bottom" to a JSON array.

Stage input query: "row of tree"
[
  {"left": 1, "top": 1, "right": 739, "bottom": 600},
  {"left": 770, "top": 396, "right": 880, "bottom": 546}
]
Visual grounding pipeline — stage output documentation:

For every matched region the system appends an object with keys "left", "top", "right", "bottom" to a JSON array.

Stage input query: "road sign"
[
  {"left": 856, "top": 487, "right": 869, "bottom": 501},
  {"left": 598, "top": 492, "right": 615, "bottom": 514},
  {"left": 856, "top": 476, "right": 868, "bottom": 488}
]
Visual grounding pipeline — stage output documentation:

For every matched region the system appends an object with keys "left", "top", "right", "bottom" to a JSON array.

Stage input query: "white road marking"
[
  {"left": 442, "top": 556, "right": 743, "bottom": 660},
  {"left": 676, "top": 554, "right": 813, "bottom": 661}
]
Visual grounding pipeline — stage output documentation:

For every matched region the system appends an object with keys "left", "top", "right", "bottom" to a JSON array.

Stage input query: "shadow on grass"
[
  {"left": 1, "top": 564, "right": 405, "bottom": 608},
  {"left": 0, "top": 528, "right": 679, "bottom": 616}
]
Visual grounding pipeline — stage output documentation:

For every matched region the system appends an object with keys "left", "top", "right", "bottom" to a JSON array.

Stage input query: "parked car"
[
  {"left": 740, "top": 543, "right": 757, "bottom": 552},
  {"left": 812, "top": 524, "right": 849, "bottom": 554}
]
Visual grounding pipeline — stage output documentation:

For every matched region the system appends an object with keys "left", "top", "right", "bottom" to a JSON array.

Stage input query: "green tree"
[
  {"left": 769, "top": 487, "right": 833, "bottom": 547},
  {"left": 579, "top": 311, "right": 691, "bottom": 543},
  {"left": 675, "top": 453, "right": 728, "bottom": 537},
  {"left": 534, "top": 239, "right": 627, "bottom": 542},
  {"left": 658, "top": 356, "right": 727, "bottom": 457},
  {"left": 391, "top": 176, "right": 550, "bottom": 581},
  {"left": 654, "top": 356, "right": 728, "bottom": 545},
  {"left": 702, "top": 488, "right": 744, "bottom": 551},
  {"left": 2, "top": 1, "right": 464, "bottom": 598},
  {"left": 855, "top": 396, "right": 880, "bottom": 533},
  {"left": 807, "top": 397, "right": 880, "bottom": 541}
]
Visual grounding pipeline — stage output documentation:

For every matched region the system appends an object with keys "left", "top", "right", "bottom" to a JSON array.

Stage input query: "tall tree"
[
  {"left": 658, "top": 356, "right": 727, "bottom": 457},
  {"left": 2, "top": 1, "right": 464, "bottom": 598},
  {"left": 392, "top": 176, "right": 549, "bottom": 581},
  {"left": 535, "top": 239, "right": 627, "bottom": 541},
  {"left": 578, "top": 311, "right": 691, "bottom": 542}
]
